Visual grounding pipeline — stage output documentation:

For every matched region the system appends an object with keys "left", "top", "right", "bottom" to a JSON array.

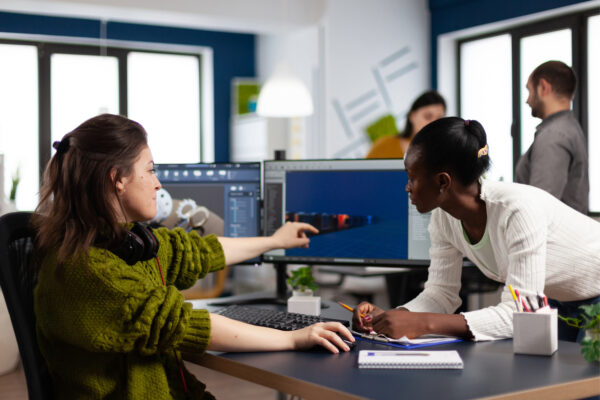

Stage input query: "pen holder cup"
[{"left": 513, "top": 309, "right": 558, "bottom": 356}]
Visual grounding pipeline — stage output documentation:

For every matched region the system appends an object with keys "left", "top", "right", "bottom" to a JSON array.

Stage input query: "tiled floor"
[{"left": 0, "top": 362, "right": 26, "bottom": 400}]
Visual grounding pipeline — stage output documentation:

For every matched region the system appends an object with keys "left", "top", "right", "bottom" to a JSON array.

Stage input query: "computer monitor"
[
  {"left": 154, "top": 162, "right": 261, "bottom": 264},
  {"left": 262, "top": 159, "right": 431, "bottom": 266}
]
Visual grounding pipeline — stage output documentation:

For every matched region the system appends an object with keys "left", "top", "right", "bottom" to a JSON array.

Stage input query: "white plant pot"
[{"left": 287, "top": 291, "right": 320, "bottom": 316}]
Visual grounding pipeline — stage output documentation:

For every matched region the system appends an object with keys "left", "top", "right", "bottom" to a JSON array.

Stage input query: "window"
[
  {"left": 51, "top": 54, "right": 120, "bottom": 143},
  {"left": 128, "top": 52, "right": 201, "bottom": 163},
  {"left": 0, "top": 44, "right": 38, "bottom": 211},
  {"left": 458, "top": 10, "right": 599, "bottom": 214},
  {"left": 519, "top": 29, "right": 572, "bottom": 153},
  {"left": 0, "top": 39, "right": 206, "bottom": 210},
  {"left": 460, "top": 34, "right": 512, "bottom": 182},
  {"left": 588, "top": 14, "right": 600, "bottom": 212}
]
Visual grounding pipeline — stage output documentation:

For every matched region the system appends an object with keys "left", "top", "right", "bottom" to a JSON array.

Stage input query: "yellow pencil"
[
  {"left": 337, "top": 301, "right": 366, "bottom": 318},
  {"left": 508, "top": 284, "right": 521, "bottom": 311}
]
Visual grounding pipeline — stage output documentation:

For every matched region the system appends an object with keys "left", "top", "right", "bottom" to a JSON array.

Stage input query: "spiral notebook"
[{"left": 358, "top": 350, "right": 464, "bottom": 369}]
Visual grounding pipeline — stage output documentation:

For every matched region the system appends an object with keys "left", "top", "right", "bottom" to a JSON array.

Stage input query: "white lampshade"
[{"left": 256, "top": 62, "right": 314, "bottom": 117}]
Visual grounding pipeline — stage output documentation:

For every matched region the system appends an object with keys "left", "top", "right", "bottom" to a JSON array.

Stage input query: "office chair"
[{"left": 0, "top": 212, "right": 53, "bottom": 399}]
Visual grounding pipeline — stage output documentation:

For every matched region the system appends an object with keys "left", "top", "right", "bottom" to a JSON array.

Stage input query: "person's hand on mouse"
[{"left": 290, "top": 322, "right": 355, "bottom": 353}]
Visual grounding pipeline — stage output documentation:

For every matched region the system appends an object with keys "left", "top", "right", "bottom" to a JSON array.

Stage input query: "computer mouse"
[
  {"left": 337, "top": 333, "right": 357, "bottom": 350},
  {"left": 307, "top": 333, "right": 356, "bottom": 353}
]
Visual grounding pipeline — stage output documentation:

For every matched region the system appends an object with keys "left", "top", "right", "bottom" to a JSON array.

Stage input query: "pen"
[
  {"left": 514, "top": 288, "right": 527, "bottom": 312},
  {"left": 521, "top": 297, "right": 531, "bottom": 312},
  {"left": 526, "top": 296, "right": 536, "bottom": 312},
  {"left": 337, "top": 301, "right": 367, "bottom": 318},
  {"left": 537, "top": 294, "right": 545, "bottom": 308},
  {"left": 508, "top": 284, "right": 521, "bottom": 311}
]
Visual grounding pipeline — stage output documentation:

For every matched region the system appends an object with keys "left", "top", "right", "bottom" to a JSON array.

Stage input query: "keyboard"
[{"left": 215, "top": 305, "right": 350, "bottom": 331}]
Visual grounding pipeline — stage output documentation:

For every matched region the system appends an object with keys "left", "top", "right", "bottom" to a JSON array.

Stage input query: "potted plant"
[
  {"left": 559, "top": 303, "right": 600, "bottom": 363},
  {"left": 287, "top": 266, "right": 318, "bottom": 296},
  {"left": 286, "top": 267, "right": 320, "bottom": 316}
]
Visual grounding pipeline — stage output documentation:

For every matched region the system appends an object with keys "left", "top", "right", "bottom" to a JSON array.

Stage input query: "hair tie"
[
  {"left": 464, "top": 119, "right": 470, "bottom": 127},
  {"left": 477, "top": 144, "right": 489, "bottom": 158},
  {"left": 52, "top": 137, "right": 71, "bottom": 154}
]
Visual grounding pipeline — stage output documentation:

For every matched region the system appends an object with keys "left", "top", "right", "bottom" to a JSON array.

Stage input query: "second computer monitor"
[
  {"left": 263, "top": 159, "right": 431, "bottom": 266},
  {"left": 155, "top": 162, "right": 261, "bottom": 264}
]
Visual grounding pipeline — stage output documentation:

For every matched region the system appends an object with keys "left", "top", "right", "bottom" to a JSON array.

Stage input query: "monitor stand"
[{"left": 207, "top": 263, "right": 329, "bottom": 308}]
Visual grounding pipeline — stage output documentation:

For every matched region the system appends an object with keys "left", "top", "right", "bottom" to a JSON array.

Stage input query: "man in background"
[{"left": 515, "top": 60, "right": 589, "bottom": 214}]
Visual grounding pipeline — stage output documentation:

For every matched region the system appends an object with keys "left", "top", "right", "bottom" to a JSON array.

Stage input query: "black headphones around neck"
[{"left": 109, "top": 223, "right": 159, "bottom": 265}]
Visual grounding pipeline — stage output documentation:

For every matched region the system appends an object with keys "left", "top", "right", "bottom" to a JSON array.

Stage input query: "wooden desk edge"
[
  {"left": 184, "top": 352, "right": 367, "bottom": 400},
  {"left": 479, "top": 376, "right": 600, "bottom": 400}
]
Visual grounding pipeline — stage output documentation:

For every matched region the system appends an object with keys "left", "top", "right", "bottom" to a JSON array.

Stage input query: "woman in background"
[
  {"left": 32, "top": 114, "right": 353, "bottom": 399},
  {"left": 354, "top": 117, "right": 600, "bottom": 342},
  {"left": 367, "top": 90, "right": 446, "bottom": 308},
  {"left": 366, "top": 90, "right": 446, "bottom": 159}
]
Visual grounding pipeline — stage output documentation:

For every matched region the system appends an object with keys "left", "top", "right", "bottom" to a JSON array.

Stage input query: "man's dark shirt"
[{"left": 515, "top": 110, "right": 589, "bottom": 214}]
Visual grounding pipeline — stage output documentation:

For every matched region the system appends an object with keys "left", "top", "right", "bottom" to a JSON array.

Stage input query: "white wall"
[
  {"left": 256, "top": 0, "right": 431, "bottom": 159},
  {"left": 322, "top": 0, "right": 430, "bottom": 158},
  {"left": 256, "top": 27, "right": 321, "bottom": 160}
]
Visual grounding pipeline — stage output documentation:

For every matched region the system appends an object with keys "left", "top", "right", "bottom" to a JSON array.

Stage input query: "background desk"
[
  {"left": 318, "top": 262, "right": 501, "bottom": 311},
  {"left": 187, "top": 295, "right": 600, "bottom": 400}
]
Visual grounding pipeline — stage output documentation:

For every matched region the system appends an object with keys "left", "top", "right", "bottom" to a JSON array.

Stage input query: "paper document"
[{"left": 358, "top": 350, "right": 464, "bottom": 369}]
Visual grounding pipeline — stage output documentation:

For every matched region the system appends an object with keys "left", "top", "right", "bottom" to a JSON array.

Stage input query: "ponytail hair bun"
[{"left": 410, "top": 117, "right": 491, "bottom": 185}]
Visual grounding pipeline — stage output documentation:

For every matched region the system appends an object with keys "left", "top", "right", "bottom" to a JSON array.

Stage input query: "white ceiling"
[{"left": 0, "top": 0, "right": 327, "bottom": 33}]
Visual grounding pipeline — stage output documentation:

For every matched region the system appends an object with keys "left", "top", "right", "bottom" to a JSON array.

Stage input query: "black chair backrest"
[{"left": 0, "top": 212, "right": 53, "bottom": 399}]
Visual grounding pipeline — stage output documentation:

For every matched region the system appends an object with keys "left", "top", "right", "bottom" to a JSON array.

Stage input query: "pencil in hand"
[{"left": 337, "top": 301, "right": 370, "bottom": 320}]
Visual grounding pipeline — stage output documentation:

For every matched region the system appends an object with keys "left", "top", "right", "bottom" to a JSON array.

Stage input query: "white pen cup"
[{"left": 513, "top": 308, "right": 558, "bottom": 356}]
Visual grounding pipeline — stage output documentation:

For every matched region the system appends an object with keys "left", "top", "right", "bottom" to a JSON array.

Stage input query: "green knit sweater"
[{"left": 34, "top": 227, "right": 226, "bottom": 399}]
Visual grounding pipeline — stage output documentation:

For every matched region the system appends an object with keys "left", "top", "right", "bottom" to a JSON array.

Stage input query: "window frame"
[
  {"left": 0, "top": 36, "right": 205, "bottom": 183},
  {"left": 457, "top": 7, "right": 600, "bottom": 215}
]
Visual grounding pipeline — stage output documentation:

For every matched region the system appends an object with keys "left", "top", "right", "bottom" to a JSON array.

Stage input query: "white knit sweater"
[{"left": 402, "top": 180, "right": 600, "bottom": 341}]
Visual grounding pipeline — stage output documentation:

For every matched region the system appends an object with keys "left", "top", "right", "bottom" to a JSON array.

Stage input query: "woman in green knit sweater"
[{"left": 32, "top": 114, "right": 354, "bottom": 399}]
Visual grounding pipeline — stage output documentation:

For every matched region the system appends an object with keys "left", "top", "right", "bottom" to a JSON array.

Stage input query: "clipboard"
[{"left": 352, "top": 330, "right": 462, "bottom": 349}]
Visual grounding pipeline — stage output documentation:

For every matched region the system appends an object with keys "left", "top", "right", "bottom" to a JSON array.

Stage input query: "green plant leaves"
[
  {"left": 579, "top": 303, "right": 600, "bottom": 330},
  {"left": 558, "top": 303, "right": 600, "bottom": 363},
  {"left": 580, "top": 335, "right": 600, "bottom": 363},
  {"left": 286, "top": 266, "right": 318, "bottom": 292}
]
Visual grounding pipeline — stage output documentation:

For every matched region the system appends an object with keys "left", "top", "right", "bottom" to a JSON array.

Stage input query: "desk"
[{"left": 187, "top": 295, "right": 600, "bottom": 400}]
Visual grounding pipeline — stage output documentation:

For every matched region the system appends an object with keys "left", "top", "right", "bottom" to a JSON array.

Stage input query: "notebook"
[
  {"left": 352, "top": 330, "right": 462, "bottom": 349},
  {"left": 358, "top": 350, "right": 464, "bottom": 369}
]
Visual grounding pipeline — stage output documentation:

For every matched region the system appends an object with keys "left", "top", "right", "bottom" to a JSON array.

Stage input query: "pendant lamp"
[{"left": 256, "top": 62, "right": 314, "bottom": 117}]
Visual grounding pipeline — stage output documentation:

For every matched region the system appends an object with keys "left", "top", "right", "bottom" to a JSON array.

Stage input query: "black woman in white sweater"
[{"left": 353, "top": 117, "right": 600, "bottom": 342}]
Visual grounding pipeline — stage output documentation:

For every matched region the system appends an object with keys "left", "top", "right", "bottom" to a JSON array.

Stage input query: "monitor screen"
[
  {"left": 155, "top": 162, "right": 261, "bottom": 264},
  {"left": 262, "top": 159, "right": 431, "bottom": 266}
]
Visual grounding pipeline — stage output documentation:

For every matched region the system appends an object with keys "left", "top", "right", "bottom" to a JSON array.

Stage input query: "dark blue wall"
[
  {"left": 428, "top": 0, "right": 590, "bottom": 88},
  {"left": 0, "top": 11, "right": 256, "bottom": 162}
]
